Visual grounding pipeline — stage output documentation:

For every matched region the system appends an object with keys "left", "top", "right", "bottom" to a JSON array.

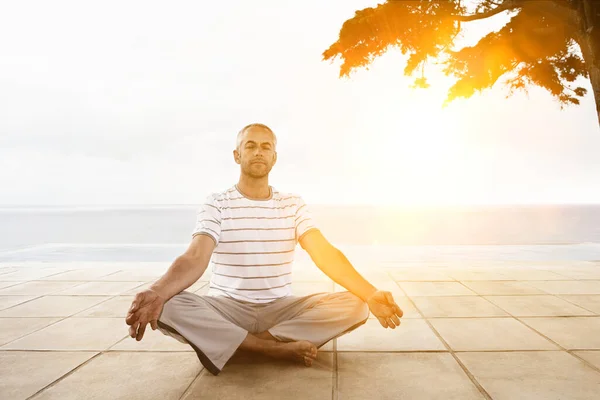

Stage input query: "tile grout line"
[
  {"left": 388, "top": 276, "right": 494, "bottom": 400},
  {"left": 178, "top": 365, "right": 207, "bottom": 400},
  {"left": 25, "top": 351, "right": 104, "bottom": 400}
]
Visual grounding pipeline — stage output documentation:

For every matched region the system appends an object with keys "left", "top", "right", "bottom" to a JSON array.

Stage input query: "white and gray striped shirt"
[{"left": 191, "top": 185, "right": 318, "bottom": 303}]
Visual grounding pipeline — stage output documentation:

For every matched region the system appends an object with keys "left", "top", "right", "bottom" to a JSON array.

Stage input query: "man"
[{"left": 125, "top": 123, "right": 403, "bottom": 375}]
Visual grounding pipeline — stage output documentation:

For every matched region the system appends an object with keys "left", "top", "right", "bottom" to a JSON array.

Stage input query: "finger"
[
  {"left": 125, "top": 312, "right": 138, "bottom": 326},
  {"left": 129, "top": 300, "right": 139, "bottom": 313},
  {"left": 386, "top": 318, "right": 396, "bottom": 329},
  {"left": 391, "top": 314, "right": 401, "bottom": 326},
  {"left": 150, "top": 319, "right": 158, "bottom": 330},
  {"left": 394, "top": 304, "right": 404, "bottom": 318},
  {"left": 129, "top": 322, "right": 139, "bottom": 338},
  {"left": 136, "top": 320, "right": 148, "bottom": 341},
  {"left": 377, "top": 316, "right": 388, "bottom": 328}
]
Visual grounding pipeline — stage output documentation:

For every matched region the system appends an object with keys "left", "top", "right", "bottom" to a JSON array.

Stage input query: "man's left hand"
[{"left": 366, "top": 290, "right": 404, "bottom": 329}]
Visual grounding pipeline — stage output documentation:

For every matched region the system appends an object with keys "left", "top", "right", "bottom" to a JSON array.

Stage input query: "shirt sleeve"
[
  {"left": 295, "top": 196, "right": 318, "bottom": 242},
  {"left": 192, "top": 195, "right": 222, "bottom": 245}
]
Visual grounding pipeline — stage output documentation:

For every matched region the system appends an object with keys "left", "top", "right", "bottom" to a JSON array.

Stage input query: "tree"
[{"left": 323, "top": 0, "right": 600, "bottom": 125}]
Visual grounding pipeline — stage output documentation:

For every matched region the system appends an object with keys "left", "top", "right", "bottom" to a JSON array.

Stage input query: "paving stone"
[
  {"left": 0, "top": 295, "right": 38, "bottom": 310},
  {"left": 75, "top": 296, "right": 134, "bottom": 317},
  {"left": 0, "top": 296, "right": 110, "bottom": 317},
  {"left": 0, "top": 281, "right": 23, "bottom": 289},
  {"left": 0, "top": 351, "right": 97, "bottom": 399},
  {"left": 398, "top": 281, "right": 476, "bottom": 296},
  {"left": 0, "top": 281, "right": 83, "bottom": 295},
  {"left": 457, "top": 351, "right": 600, "bottom": 400},
  {"left": 0, "top": 268, "right": 73, "bottom": 281},
  {"left": 2, "top": 317, "right": 127, "bottom": 350},
  {"left": 56, "top": 281, "right": 146, "bottom": 295},
  {"left": 0, "top": 318, "right": 60, "bottom": 346},
  {"left": 387, "top": 269, "right": 455, "bottom": 281},
  {"left": 337, "top": 318, "right": 445, "bottom": 351},
  {"left": 485, "top": 295, "right": 594, "bottom": 317},
  {"left": 447, "top": 270, "right": 512, "bottom": 281},
  {"left": 110, "top": 326, "right": 194, "bottom": 351},
  {"left": 525, "top": 280, "right": 600, "bottom": 295},
  {"left": 573, "top": 351, "right": 600, "bottom": 370},
  {"left": 461, "top": 280, "right": 546, "bottom": 295},
  {"left": 429, "top": 318, "right": 558, "bottom": 351},
  {"left": 32, "top": 352, "right": 200, "bottom": 400},
  {"left": 498, "top": 269, "right": 569, "bottom": 280},
  {"left": 41, "top": 269, "right": 121, "bottom": 281},
  {"left": 411, "top": 296, "right": 509, "bottom": 318},
  {"left": 559, "top": 295, "right": 600, "bottom": 314},
  {"left": 98, "top": 269, "right": 167, "bottom": 282},
  {"left": 338, "top": 352, "right": 484, "bottom": 400},
  {"left": 182, "top": 352, "right": 333, "bottom": 400},
  {"left": 521, "top": 317, "right": 600, "bottom": 349}
]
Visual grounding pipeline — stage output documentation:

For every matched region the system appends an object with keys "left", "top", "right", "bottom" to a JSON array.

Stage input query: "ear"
[
  {"left": 233, "top": 149, "right": 241, "bottom": 164},
  {"left": 272, "top": 151, "right": 277, "bottom": 166}
]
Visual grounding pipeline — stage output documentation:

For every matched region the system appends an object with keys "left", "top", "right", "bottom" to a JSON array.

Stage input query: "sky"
[{"left": 1, "top": 0, "right": 599, "bottom": 206}]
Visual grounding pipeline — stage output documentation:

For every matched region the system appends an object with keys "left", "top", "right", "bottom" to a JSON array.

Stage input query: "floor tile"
[
  {"left": 521, "top": 317, "right": 600, "bottom": 349},
  {"left": 429, "top": 318, "right": 557, "bottom": 351},
  {"left": 0, "top": 318, "right": 60, "bottom": 346},
  {"left": 550, "top": 269, "right": 600, "bottom": 280},
  {"left": 56, "top": 281, "right": 146, "bottom": 295},
  {"left": 110, "top": 326, "right": 194, "bottom": 351},
  {"left": 461, "top": 281, "right": 546, "bottom": 295},
  {"left": 0, "top": 351, "right": 97, "bottom": 399},
  {"left": 0, "top": 296, "right": 110, "bottom": 317},
  {"left": 387, "top": 269, "right": 455, "bottom": 281},
  {"left": 573, "top": 351, "right": 600, "bottom": 370},
  {"left": 98, "top": 269, "right": 166, "bottom": 282},
  {"left": 485, "top": 295, "right": 594, "bottom": 317},
  {"left": 0, "top": 281, "right": 83, "bottom": 295},
  {"left": 447, "top": 270, "right": 512, "bottom": 281},
  {"left": 457, "top": 351, "right": 600, "bottom": 399},
  {"left": 0, "top": 295, "right": 38, "bottom": 310},
  {"left": 398, "top": 281, "right": 475, "bottom": 296},
  {"left": 182, "top": 352, "right": 333, "bottom": 400},
  {"left": 75, "top": 296, "right": 134, "bottom": 317},
  {"left": 338, "top": 353, "right": 484, "bottom": 400},
  {"left": 498, "top": 269, "right": 569, "bottom": 280},
  {"left": 411, "top": 296, "right": 509, "bottom": 318},
  {"left": 0, "top": 268, "right": 73, "bottom": 281},
  {"left": 32, "top": 352, "right": 200, "bottom": 400},
  {"left": 2, "top": 317, "right": 127, "bottom": 350},
  {"left": 559, "top": 295, "right": 600, "bottom": 314},
  {"left": 337, "top": 318, "right": 445, "bottom": 351},
  {"left": 41, "top": 269, "right": 121, "bottom": 281},
  {"left": 0, "top": 281, "right": 23, "bottom": 290},
  {"left": 526, "top": 281, "right": 600, "bottom": 295}
]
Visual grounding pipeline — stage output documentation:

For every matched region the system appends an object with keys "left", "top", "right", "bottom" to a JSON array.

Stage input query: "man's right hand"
[{"left": 125, "top": 289, "right": 166, "bottom": 341}]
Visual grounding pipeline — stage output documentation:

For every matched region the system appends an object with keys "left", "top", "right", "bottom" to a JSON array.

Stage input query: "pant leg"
[
  {"left": 260, "top": 291, "right": 370, "bottom": 348},
  {"left": 157, "top": 291, "right": 254, "bottom": 375}
]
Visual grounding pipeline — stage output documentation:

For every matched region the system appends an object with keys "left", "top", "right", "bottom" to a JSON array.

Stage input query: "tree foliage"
[{"left": 323, "top": 0, "right": 589, "bottom": 106}]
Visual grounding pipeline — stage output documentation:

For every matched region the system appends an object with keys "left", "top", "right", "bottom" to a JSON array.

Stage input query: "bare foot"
[{"left": 267, "top": 340, "right": 318, "bottom": 366}]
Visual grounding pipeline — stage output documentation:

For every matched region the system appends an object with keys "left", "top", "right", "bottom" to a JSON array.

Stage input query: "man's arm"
[
  {"left": 149, "top": 234, "right": 215, "bottom": 301},
  {"left": 299, "top": 229, "right": 377, "bottom": 301}
]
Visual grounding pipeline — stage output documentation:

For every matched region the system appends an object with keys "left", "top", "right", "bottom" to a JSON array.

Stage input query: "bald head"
[{"left": 236, "top": 123, "right": 277, "bottom": 151}]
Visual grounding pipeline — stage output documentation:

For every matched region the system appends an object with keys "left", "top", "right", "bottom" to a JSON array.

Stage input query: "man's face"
[{"left": 234, "top": 128, "right": 277, "bottom": 178}]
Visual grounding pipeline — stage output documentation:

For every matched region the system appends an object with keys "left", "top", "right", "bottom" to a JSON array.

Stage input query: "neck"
[{"left": 237, "top": 175, "right": 271, "bottom": 200}]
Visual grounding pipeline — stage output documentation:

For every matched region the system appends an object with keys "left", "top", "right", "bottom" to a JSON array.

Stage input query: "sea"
[{"left": 0, "top": 204, "right": 599, "bottom": 265}]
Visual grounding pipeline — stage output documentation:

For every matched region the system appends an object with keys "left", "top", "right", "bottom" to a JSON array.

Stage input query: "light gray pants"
[{"left": 157, "top": 290, "right": 370, "bottom": 375}]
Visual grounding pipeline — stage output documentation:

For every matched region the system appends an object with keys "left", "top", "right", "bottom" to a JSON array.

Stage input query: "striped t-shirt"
[{"left": 191, "top": 185, "right": 318, "bottom": 303}]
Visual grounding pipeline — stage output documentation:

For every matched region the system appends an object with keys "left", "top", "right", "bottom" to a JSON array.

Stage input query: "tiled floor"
[{"left": 1, "top": 261, "right": 600, "bottom": 399}]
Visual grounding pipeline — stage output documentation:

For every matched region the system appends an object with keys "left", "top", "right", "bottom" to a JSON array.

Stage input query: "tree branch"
[{"left": 454, "top": 0, "right": 523, "bottom": 22}]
